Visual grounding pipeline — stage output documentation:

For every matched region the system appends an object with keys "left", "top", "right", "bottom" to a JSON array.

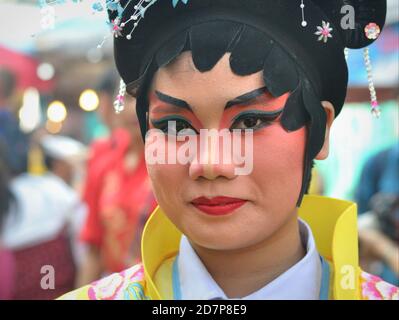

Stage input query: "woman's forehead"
[
  {"left": 160, "top": 51, "right": 197, "bottom": 73},
  {"left": 151, "top": 52, "right": 265, "bottom": 106}
]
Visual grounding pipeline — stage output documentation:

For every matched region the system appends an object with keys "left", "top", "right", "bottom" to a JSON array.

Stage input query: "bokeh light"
[
  {"left": 19, "top": 87, "right": 41, "bottom": 133},
  {"left": 79, "top": 89, "right": 99, "bottom": 112},
  {"left": 47, "top": 100, "right": 67, "bottom": 123},
  {"left": 37, "top": 62, "right": 55, "bottom": 81}
]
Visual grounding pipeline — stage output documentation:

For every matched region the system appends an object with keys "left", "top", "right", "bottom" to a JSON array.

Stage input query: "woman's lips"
[{"left": 191, "top": 196, "right": 247, "bottom": 216}]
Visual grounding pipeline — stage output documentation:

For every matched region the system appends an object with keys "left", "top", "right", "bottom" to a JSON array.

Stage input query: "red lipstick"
[{"left": 191, "top": 196, "right": 247, "bottom": 216}]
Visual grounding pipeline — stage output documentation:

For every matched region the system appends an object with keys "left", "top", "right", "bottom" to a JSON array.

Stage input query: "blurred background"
[{"left": 0, "top": 0, "right": 398, "bottom": 299}]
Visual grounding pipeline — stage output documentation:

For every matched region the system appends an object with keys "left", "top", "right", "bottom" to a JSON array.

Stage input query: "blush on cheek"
[
  {"left": 251, "top": 126, "right": 307, "bottom": 204},
  {"left": 253, "top": 125, "right": 306, "bottom": 165}
]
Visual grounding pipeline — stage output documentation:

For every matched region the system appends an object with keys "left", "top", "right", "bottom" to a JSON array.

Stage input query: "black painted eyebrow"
[
  {"left": 155, "top": 87, "right": 268, "bottom": 112},
  {"left": 155, "top": 91, "right": 192, "bottom": 111},
  {"left": 225, "top": 87, "right": 268, "bottom": 110}
]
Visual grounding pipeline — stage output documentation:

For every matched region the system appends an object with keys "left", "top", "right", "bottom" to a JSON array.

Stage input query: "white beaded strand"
[
  {"left": 363, "top": 48, "right": 381, "bottom": 118},
  {"left": 114, "top": 79, "right": 127, "bottom": 114},
  {"left": 344, "top": 48, "right": 349, "bottom": 61},
  {"left": 96, "top": 0, "right": 156, "bottom": 48},
  {"left": 300, "top": 0, "right": 307, "bottom": 27},
  {"left": 125, "top": 0, "right": 158, "bottom": 40}
]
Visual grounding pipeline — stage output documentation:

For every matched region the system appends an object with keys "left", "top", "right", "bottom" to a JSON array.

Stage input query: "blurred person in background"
[
  {"left": 0, "top": 145, "right": 15, "bottom": 300},
  {"left": 0, "top": 68, "right": 28, "bottom": 176},
  {"left": 357, "top": 143, "right": 399, "bottom": 286},
  {"left": 41, "top": 134, "right": 87, "bottom": 187},
  {"left": 358, "top": 193, "right": 399, "bottom": 286},
  {"left": 40, "top": 135, "right": 88, "bottom": 268},
  {"left": 0, "top": 132, "right": 86, "bottom": 299},
  {"left": 0, "top": 68, "right": 86, "bottom": 298},
  {"left": 0, "top": 67, "right": 25, "bottom": 300},
  {"left": 356, "top": 143, "right": 399, "bottom": 214},
  {"left": 77, "top": 70, "right": 156, "bottom": 286}
]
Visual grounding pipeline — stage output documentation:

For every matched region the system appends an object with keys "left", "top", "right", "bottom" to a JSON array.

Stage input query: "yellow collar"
[{"left": 141, "top": 195, "right": 361, "bottom": 300}]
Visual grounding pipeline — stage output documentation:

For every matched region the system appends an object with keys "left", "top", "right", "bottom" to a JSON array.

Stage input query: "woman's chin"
[{"left": 180, "top": 222, "right": 261, "bottom": 252}]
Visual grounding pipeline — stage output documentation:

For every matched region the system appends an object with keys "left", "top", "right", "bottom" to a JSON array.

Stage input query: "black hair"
[
  {"left": 133, "top": 21, "right": 326, "bottom": 205},
  {"left": 305, "top": 160, "right": 316, "bottom": 195}
]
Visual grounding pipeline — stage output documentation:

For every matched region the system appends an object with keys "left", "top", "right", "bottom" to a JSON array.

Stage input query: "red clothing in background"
[
  {"left": 80, "top": 129, "right": 156, "bottom": 273},
  {"left": 0, "top": 231, "right": 75, "bottom": 300},
  {"left": 0, "top": 248, "right": 15, "bottom": 299}
]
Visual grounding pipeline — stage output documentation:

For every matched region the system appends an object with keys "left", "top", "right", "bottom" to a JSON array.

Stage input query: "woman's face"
[{"left": 146, "top": 52, "right": 306, "bottom": 251}]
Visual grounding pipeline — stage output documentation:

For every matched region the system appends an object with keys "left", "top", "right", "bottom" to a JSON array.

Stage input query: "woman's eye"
[
  {"left": 230, "top": 109, "right": 284, "bottom": 131},
  {"left": 231, "top": 115, "right": 272, "bottom": 131},
  {"left": 151, "top": 118, "right": 197, "bottom": 136},
  {"left": 174, "top": 121, "right": 197, "bottom": 135}
]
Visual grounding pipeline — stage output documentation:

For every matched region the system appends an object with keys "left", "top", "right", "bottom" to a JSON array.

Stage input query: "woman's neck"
[{"left": 191, "top": 213, "right": 305, "bottom": 298}]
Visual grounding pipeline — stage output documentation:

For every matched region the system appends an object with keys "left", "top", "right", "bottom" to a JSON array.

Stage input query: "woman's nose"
[{"left": 188, "top": 131, "right": 237, "bottom": 181}]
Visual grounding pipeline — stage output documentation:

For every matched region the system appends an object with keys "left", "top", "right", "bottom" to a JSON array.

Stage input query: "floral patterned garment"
[
  {"left": 87, "top": 264, "right": 149, "bottom": 300},
  {"left": 60, "top": 263, "right": 398, "bottom": 300},
  {"left": 361, "top": 272, "right": 399, "bottom": 300}
]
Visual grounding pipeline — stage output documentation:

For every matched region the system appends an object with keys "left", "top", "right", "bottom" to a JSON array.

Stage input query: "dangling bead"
[
  {"left": 363, "top": 48, "right": 381, "bottom": 118},
  {"left": 300, "top": 0, "right": 307, "bottom": 27},
  {"left": 344, "top": 48, "right": 349, "bottom": 61},
  {"left": 114, "top": 79, "right": 127, "bottom": 114}
]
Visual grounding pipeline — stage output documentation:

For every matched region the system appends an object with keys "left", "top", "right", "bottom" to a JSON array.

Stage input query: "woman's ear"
[{"left": 315, "top": 101, "right": 335, "bottom": 160}]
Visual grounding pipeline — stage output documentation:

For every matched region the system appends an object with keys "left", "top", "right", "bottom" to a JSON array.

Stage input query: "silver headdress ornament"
[
  {"left": 344, "top": 23, "right": 382, "bottom": 118},
  {"left": 114, "top": 79, "right": 127, "bottom": 114},
  {"left": 300, "top": 1, "right": 382, "bottom": 118},
  {"left": 100, "top": 0, "right": 190, "bottom": 113}
]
